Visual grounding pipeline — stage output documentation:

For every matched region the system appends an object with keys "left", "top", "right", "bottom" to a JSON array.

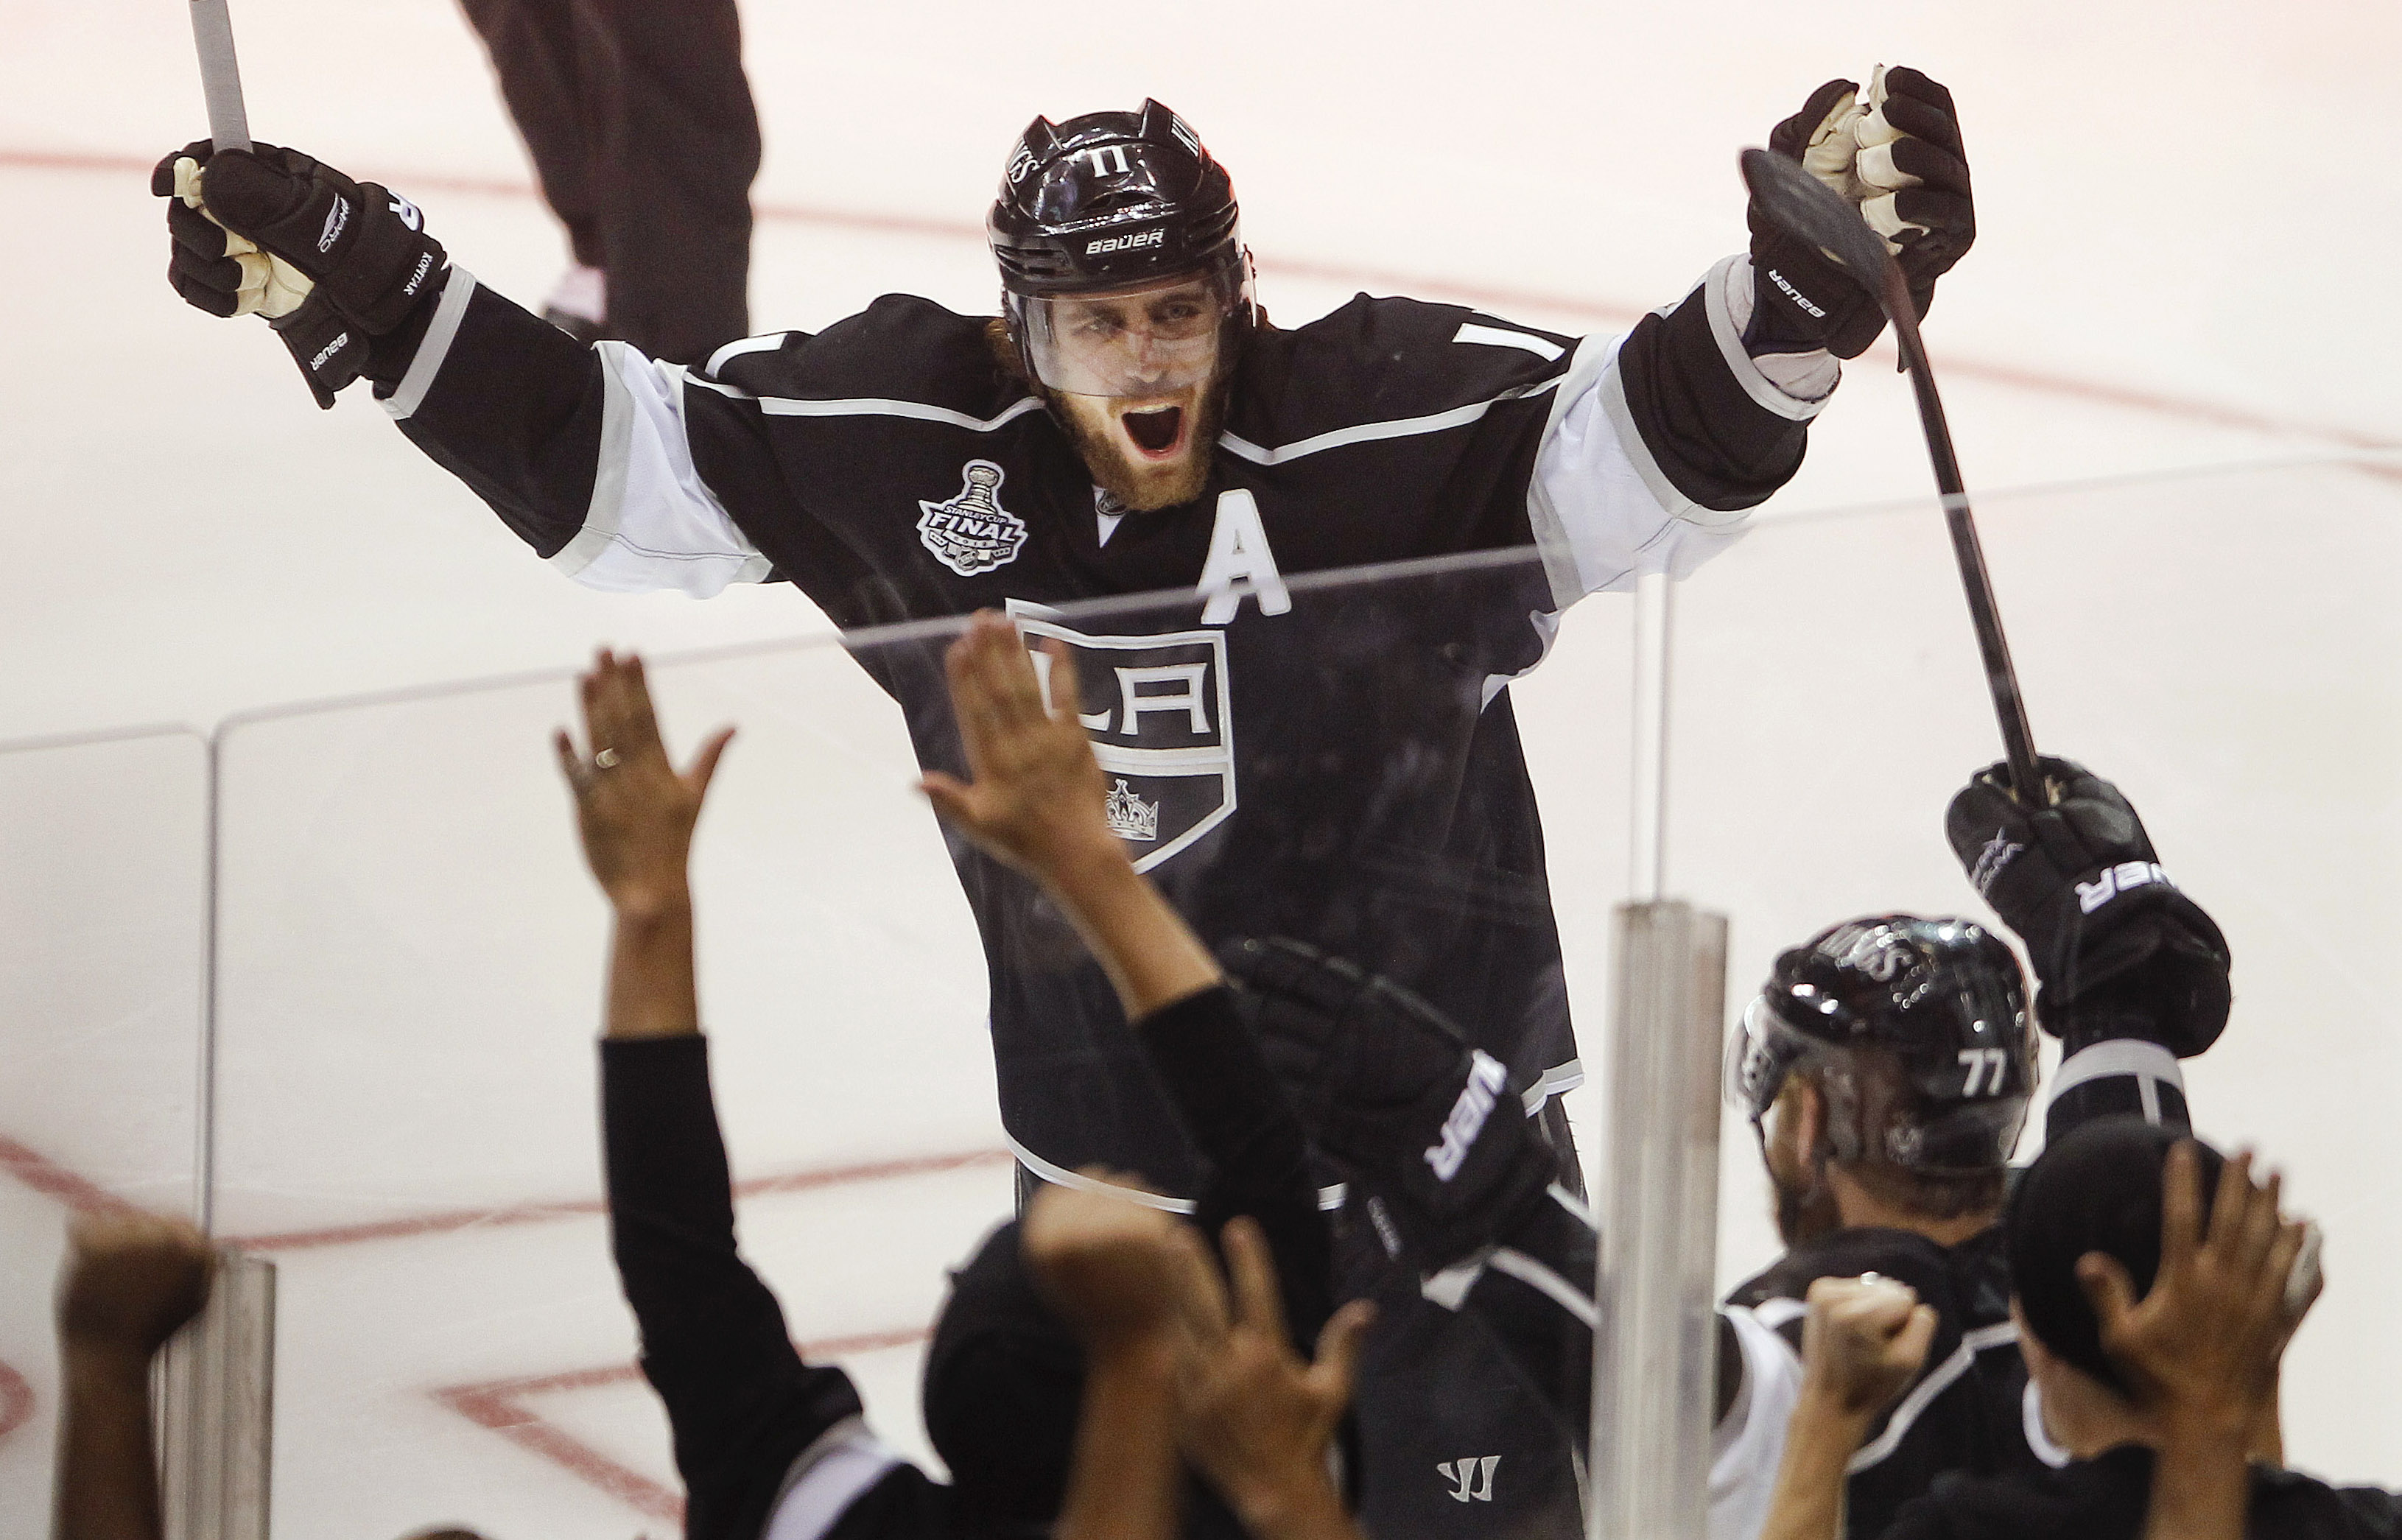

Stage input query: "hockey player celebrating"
[
  {"left": 1232, "top": 756, "right": 2236, "bottom": 1539},
  {"left": 155, "top": 71, "right": 1973, "bottom": 1536},
  {"left": 1716, "top": 759, "right": 2233, "bottom": 1537}
]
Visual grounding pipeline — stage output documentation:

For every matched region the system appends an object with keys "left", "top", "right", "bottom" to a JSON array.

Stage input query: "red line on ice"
[
  {"left": 0, "top": 1136, "right": 142, "bottom": 1217},
  {"left": 429, "top": 1326, "right": 927, "bottom": 1522},
  {"left": 16, "top": 147, "right": 2392, "bottom": 457},
  {"left": 224, "top": 1147, "right": 1013, "bottom": 1251}
]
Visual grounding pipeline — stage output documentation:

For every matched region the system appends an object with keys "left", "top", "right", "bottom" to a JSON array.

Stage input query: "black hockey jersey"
[
  {"left": 1724, "top": 1226, "right": 2044, "bottom": 1540},
  {"left": 381, "top": 255, "right": 1825, "bottom": 1198}
]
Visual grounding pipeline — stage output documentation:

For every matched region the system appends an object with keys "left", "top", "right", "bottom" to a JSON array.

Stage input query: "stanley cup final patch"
[
  {"left": 1008, "top": 604, "right": 1236, "bottom": 875},
  {"left": 918, "top": 460, "right": 1029, "bottom": 576}
]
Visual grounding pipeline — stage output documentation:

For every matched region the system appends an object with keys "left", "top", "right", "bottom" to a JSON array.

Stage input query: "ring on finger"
[{"left": 594, "top": 748, "right": 622, "bottom": 770}]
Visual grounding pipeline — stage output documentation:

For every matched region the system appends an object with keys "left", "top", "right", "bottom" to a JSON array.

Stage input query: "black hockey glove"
[
  {"left": 1222, "top": 938, "right": 1553, "bottom": 1269},
  {"left": 1745, "top": 66, "right": 1975, "bottom": 359},
  {"left": 1946, "top": 756, "right": 2231, "bottom": 1056},
  {"left": 152, "top": 140, "right": 446, "bottom": 408}
]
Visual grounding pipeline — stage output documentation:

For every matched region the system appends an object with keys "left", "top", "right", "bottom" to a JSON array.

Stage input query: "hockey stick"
[
  {"left": 1740, "top": 147, "right": 2045, "bottom": 806},
  {"left": 189, "top": 0, "right": 251, "bottom": 153}
]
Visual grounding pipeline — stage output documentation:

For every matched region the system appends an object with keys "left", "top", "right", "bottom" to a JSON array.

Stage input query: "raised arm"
[
  {"left": 922, "top": 611, "right": 1330, "bottom": 1335},
  {"left": 1019, "top": 1178, "right": 1203, "bottom": 1540},
  {"left": 50, "top": 1210, "right": 215, "bottom": 1540},
  {"left": 554, "top": 650, "right": 734, "bottom": 1044},
  {"left": 1757, "top": 1276, "right": 1938, "bottom": 1540},
  {"left": 2078, "top": 1144, "right": 2311, "bottom": 1540},
  {"left": 1557, "top": 66, "right": 1973, "bottom": 566},
  {"left": 919, "top": 611, "right": 1218, "bottom": 1021},
  {"left": 556, "top": 654, "right": 866, "bottom": 1539},
  {"left": 155, "top": 144, "right": 775, "bottom": 599},
  {"left": 1945, "top": 756, "right": 2233, "bottom": 1141}
]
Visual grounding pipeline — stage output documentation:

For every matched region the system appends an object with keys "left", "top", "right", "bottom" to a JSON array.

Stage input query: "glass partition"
[
  {"left": 18, "top": 456, "right": 2392, "bottom": 1533},
  {"left": 207, "top": 547, "right": 1643, "bottom": 1535},
  {"left": 1669, "top": 456, "right": 2402, "bottom": 1486},
  {"left": 0, "top": 728, "right": 209, "bottom": 1534}
]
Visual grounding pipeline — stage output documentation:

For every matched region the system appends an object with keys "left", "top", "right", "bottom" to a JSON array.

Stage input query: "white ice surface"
[{"left": 1, "top": 0, "right": 2398, "bottom": 1530}]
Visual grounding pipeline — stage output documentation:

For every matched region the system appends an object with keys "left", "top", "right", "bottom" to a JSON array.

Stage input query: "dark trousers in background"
[{"left": 457, "top": 0, "right": 762, "bottom": 364}]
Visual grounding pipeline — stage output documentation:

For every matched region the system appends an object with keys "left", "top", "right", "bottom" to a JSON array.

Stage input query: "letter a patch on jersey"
[
  {"left": 918, "top": 460, "right": 1028, "bottom": 576},
  {"left": 1008, "top": 602, "right": 1235, "bottom": 875}
]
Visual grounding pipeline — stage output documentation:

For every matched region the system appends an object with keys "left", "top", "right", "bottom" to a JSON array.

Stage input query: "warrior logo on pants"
[
  {"left": 918, "top": 460, "right": 1028, "bottom": 575},
  {"left": 1009, "top": 604, "right": 1235, "bottom": 874}
]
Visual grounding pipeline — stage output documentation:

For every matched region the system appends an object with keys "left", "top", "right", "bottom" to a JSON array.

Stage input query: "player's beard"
[
  {"left": 1765, "top": 1110, "right": 1841, "bottom": 1247},
  {"left": 1051, "top": 378, "right": 1226, "bottom": 513}
]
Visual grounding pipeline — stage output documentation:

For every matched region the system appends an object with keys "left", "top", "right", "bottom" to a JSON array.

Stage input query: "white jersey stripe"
[
  {"left": 382, "top": 266, "right": 480, "bottom": 422},
  {"left": 1005, "top": 1131, "right": 1346, "bottom": 1212},
  {"left": 547, "top": 348, "right": 772, "bottom": 594},
  {"left": 2022, "top": 1379, "right": 2073, "bottom": 1469},
  {"left": 2049, "top": 1038, "right": 2185, "bottom": 1127},
  {"left": 1488, "top": 1245, "right": 1598, "bottom": 1326},
  {"left": 705, "top": 331, "right": 795, "bottom": 376},
  {"left": 759, "top": 394, "right": 1046, "bottom": 433},
  {"left": 1699, "top": 256, "right": 1836, "bottom": 421},
  {"left": 1521, "top": 1057, "right": 1584, "bottom": 1113},
  {"left": 1453, "top": 321, "right": 1567, "bottom": 361},
  {"left": 1219, "top": 379, "right": 1565, "bottom": 466},
  {"left": 1845, "top": 1319, "right": 2020, "bottom": 1473},
  {"left": 761, "top": 1417, "right": 905, "bottom": 1540}
]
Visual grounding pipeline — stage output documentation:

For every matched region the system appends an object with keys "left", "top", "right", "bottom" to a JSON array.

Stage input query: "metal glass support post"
[
  {"left": 1627, "top": 571, "right": 1673, "bottom": 903},
  {"left": 155, "top": 1251, "right": 275, "bottom": 1540},
  {"left": 1590, "top": 899, "right": 1727, "bottom": 1540}
]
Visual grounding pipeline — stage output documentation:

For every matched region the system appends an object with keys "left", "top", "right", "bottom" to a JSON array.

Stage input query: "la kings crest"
[
  {"left": 1010, "top": 603, "right": 1235, "bottom": 875},
  {"left": 918, "top": 460, "right": 1028, "bottom": 576}
]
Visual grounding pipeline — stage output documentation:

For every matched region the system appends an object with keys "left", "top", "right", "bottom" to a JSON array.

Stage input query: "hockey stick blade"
[
  {"left": 1740, "top": 147, "right": 2045, "bottom": 805},
  {"left": 1738, "top": 148, "right": 1891, "bottom": 286}
]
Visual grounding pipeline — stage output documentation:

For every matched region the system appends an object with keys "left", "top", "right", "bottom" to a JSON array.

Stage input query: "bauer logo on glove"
[
  {"left": 153, "top": 138, "right": 447, "bottom": 408},
  {"left": 1223, "top": 937, "right": 1554, "bottom": 1268},
  {"left": 1945, "top": 756, "right": 2231, "bottom": 1057},
  {"left": 1744, "top": 64, "right": 1974, "bottom": 359}
]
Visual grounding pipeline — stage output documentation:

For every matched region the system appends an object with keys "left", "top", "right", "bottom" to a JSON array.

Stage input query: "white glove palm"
[
  {"left": 1791, "top": 66, "right": 1931, "bottom": 256},
  {"left": 172, "top": 155, "right": 313, "bottom": 320}
]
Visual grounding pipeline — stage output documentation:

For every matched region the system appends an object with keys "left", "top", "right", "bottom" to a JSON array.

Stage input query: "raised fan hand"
[
  {"left": 1022, "top": 1170, "right": 1211, "bottom": 1353},
  {"left": 1170, "top": 1214, "right": 1376, "bottom": 1539},
  {"left": 1797, "top": 1273, "right": 1939, "bottom": 1421},
  {"left": 56, "top": 1209, "right": 217, "bottom": 1363},
  {"left": 920, "top": 611, "right": 1121, "bottom": 883},
  {"left": 552, "top": 650, "right": 734, "bottom": 916},
  {"left": 2076, "top": 1144, "right": 2311, "bottom": 1432}
]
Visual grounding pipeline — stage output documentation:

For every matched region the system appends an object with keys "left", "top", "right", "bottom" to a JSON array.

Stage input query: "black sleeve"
[
  {"left": 602, "top": 1035, "right": 867, "bottom": 1540},
  {"left": 1133, "top": 985, "right": 1330, "bottom": 1350},
  {"left": 2040, "top": 972, "right": 2196, "bottom": 1145},
  {"left": 385, "top": 273, "right": 616, "bottom": 559},
  {"left": 1876, "top": 1491, "right": 1963, "bottom": 1540},
  {"left": 1446, "top": 1189, "right": 1747, "bottom": 1441},
  {"left": 1445, "top": 1186, "right": 1598, "bottom": 1438},
  {"left": 1615, "top": 283, "right": 1813, "bottom": 513}
]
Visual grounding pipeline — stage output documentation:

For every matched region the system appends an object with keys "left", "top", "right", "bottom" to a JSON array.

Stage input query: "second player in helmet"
[
  {"left": 1734, "top": 915, "right": 2036, "bottom": 1251},
  {"left": 1710, "top": 762, "right": 2236, "bottom": 1540},
  {"left": 988, "top": 101, "right": 1254, "bottom": 512}
]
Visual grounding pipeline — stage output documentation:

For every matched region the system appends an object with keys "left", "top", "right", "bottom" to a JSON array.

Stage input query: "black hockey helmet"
[
  {"left": 988, "top": 100, "right": 1254, "bottom": 395},
  {"left": 1729, "top": 914, "right": 2036, "bottom": 1172}
]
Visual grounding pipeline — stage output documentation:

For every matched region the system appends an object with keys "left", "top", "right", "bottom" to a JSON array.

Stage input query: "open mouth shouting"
[
  {"left": 1054, "top": 382, "right": 1219, "bottom": 512},
  {"left": 1119, "top": 402, "right": 1187, "bottom": 460}
]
